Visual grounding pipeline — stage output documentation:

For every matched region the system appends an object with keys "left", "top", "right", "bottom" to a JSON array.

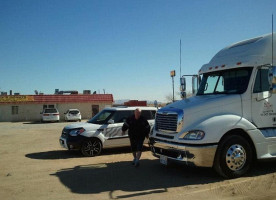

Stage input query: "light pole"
[{"left": 170, "top": 70, "right": 176, "bottom": 102}]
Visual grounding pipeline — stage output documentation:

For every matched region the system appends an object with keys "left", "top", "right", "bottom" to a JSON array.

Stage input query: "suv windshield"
[
  {"left": 197, "top": 67, "right": 253, "bottom": 95},
  {"left": 88, "top": 110, "right": 115, "bottom": 124}
]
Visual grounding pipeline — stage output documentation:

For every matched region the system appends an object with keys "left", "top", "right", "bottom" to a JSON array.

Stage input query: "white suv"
[
  {"left": 64, "top": 109, "right": 81, "bottom": 122},
  {"left": 41, "top": 108, "right": 60, "bottom": 122},
  {"left": 59, "top": 106, "right": 157, "bottom": 156}
]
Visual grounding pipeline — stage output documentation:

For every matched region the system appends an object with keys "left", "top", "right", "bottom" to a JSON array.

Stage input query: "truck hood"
[
  {"left": 161, "top": 94, "right": 242, "bottom": 131},
  {"left": 164, "top": 94, "right": 241, "bottom": 113},
  {"left": 64, "top": 122, "right": 102, "bottom": 131}
]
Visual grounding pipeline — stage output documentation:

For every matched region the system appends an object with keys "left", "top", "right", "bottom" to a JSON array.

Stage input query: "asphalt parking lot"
[{"left": 1, "top": 121, "right": 276, "bottom": 200}]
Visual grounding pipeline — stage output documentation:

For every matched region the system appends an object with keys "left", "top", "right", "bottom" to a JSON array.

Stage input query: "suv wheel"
[{"left": 81, "top": 139, "right": 102, "bottom": 157}]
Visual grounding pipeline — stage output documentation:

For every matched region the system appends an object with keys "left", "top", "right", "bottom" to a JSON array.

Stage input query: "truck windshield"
[
  {"left": 87, "top": 110, "right": 115, "bottom": 124},
  {"left": 197, "top": 67, "right": 253, "bottom": 95}
]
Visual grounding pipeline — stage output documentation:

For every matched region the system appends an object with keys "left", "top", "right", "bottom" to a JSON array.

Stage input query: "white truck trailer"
[{"left": 149, "top": 33, "right": 276, "bottom": 178}]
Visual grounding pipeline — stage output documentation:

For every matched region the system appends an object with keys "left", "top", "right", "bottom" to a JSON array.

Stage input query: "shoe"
[
  {"left": 132, "top": 158, "right": 136, "bottom": 165},
  {"left": 134, "top": 160, "right": 140, "bottom": 167}
]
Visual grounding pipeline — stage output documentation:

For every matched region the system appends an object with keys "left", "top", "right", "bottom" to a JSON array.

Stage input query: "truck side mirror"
[
  {"left": 180, "top": 77, "right": 186, "bottom": 92},
  {"left": 199, "top": 76, "right": 202, "bottom": 85},
  {"left": 181, "top": 91, "right": 186, "bottom": 99},
  {"left": 270, "top": 66, "right": 276, "bottom": 94},
  {"left": 192, "top": 75, "right": 200, "bottom": 95}
]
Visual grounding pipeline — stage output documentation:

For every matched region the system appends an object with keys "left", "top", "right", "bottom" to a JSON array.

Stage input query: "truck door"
[{"left": 251, "top": 67, "right": 276, "bottom": 128}]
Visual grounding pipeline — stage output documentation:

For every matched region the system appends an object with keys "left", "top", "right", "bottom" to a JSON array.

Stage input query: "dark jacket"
[{"left": 122, "top": 115, "right": 150, "bottom": 140}]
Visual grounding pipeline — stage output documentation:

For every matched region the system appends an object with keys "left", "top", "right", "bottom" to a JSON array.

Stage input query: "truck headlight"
[
  {"left": 183, "top": 130, "right": 205, "bottom": 140},
  {"left": 69, "top": 128, "right": 85, "bottom": 136}
]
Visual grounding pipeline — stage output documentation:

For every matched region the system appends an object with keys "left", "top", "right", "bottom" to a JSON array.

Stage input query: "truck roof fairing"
[{"left": 199, "top": 33, "right": 276, "bottom": 74}]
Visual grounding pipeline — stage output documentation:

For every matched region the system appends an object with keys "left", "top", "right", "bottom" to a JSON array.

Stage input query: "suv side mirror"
[{"left": 107, "top": 119, "right": 114, "bottom": 124}]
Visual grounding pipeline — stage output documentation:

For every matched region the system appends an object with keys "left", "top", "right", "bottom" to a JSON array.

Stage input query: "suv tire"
[{"left": 81, "top": 138, "right": 102, "bottom": 157}]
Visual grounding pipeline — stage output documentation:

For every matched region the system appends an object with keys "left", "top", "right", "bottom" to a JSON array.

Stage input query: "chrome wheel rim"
[
  {"left": 226, "top": 144, "right": 246, "bottom": 171},
  {"left": 84, "top": 140, "right": 101, "bottom": 156}
]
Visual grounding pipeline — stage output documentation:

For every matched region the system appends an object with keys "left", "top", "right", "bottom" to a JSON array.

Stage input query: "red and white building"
[{"left": 0, "top": 94, "right": 113, "bottom": 122}]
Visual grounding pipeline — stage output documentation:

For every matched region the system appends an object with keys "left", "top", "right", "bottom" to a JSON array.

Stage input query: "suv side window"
[
  {"left": 110, "top": 111, "right": 133, "bottom": 123},
  {"left": 141, "top": 110, "right": 156, "bottom": 120},
  {"left": 253, "top": 68, "right": 270, "bottom": 93}
]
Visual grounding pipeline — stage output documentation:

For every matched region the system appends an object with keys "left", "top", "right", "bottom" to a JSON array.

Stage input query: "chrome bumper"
[{"left": 150, "top": 139, "right": 218, "bottom": 167}]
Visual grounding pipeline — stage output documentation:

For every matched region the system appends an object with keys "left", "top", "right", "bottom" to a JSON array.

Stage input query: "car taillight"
[
  {"left": 43, "top": 114, "right": 49, "bottom": 116},
  {"left": 54, "top": 114, "right": 59, "bottom": 116}
]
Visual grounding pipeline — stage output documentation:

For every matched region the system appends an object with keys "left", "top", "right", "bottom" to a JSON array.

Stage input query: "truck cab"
[{"left": 149, "top": 33, "right": 276, "bottom": 178}]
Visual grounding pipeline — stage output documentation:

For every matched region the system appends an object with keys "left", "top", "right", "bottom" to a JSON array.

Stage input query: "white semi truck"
[{"left": 149, "top": 33, "right": 276, "bottom": 178}]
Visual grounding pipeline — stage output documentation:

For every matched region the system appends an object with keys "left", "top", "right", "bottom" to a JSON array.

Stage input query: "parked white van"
[
  {"left": 60, "top": 106, "right": 157, "bottom": 156},
  {"left": 149, "top": 33, "right": 276, "bottom": 178}
]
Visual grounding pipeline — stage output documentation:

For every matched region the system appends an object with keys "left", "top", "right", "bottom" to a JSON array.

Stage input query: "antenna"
[
  {"left": 180, "top": 39, "right": 182, "bottom": 78},
  {"left": 272, "top": 14, "right": 274, "bottom": 66}
]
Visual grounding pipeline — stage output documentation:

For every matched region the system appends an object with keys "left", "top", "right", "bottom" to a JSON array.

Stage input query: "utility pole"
[{"left": 170, "top": 70, "right": 176, "bottom": 102}]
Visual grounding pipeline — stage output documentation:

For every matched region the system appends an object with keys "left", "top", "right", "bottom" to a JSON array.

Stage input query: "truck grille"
[
  {"left": 155, "top": 113, "right": 178, "bottom": 132},
  {"left": 155, "top": 108, "right": 184, "bottom": 133}
]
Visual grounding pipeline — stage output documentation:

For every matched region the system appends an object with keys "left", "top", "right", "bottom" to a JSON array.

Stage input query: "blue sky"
[{"left": 0, "top": 0, "right": 275, "bottom": 102}]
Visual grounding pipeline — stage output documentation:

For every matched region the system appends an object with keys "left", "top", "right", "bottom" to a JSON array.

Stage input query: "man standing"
[{"left": 122, "top": 108, "right": 150, "bottom": 167}]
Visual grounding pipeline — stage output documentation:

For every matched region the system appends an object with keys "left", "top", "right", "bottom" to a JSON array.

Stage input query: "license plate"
[{"left": 160, "top": 155, "right": 168, "bottom": 165}]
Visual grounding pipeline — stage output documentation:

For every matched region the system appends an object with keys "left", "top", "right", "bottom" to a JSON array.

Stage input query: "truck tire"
[
  {"left": 81, "top": 138, "right": 102, "bottom": 157},
  {"left": 214, "top": 135, "right": 253, "bottom": 178}
]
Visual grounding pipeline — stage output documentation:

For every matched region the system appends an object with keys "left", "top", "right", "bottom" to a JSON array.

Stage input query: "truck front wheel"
[{"left": 214, "top": 135, "right": 253, "bottom": 178}]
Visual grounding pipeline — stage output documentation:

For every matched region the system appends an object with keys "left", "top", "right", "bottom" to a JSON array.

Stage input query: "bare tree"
[
  {"left": 165, "top": 94, "right": 173, "bottom": 103},
  {"left": 165, "top": 92, "right": 182, "bottom": 103}
]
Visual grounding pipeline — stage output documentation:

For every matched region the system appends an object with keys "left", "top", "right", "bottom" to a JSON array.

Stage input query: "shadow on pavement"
[
  {"left": 23, "top": 120, "right": 85, "bottom": 124},
  {"left": 25, "top": 147, "right": 150, "bottom": 160},
  {"left": 22, "top": 121, "right": 41, "bottom": 124},
  {"left": 25, "top": 150, "right": 81, "bottom": 159},
  {"left": 249, "top": 159, "right": 276, "bottom": 177},
  {"left": 26, "top": 149, "right": 276, "bottom": 199},
  {"left": 49, "top": 159, "right": 276, "bottom": 199},
  {"left": 23, "top": 121, "right": 59, "bottom": 124},
  {"left": 50, "top": 159, "right": 221, "bottom": 199}
]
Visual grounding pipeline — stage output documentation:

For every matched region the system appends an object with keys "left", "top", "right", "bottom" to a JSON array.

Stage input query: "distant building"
[
  {"left": 0, "top": 94, "right": 113, "bottom": 122},
  {"left": 124, "top": 100, "right": 147, "bottom": 107}
]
